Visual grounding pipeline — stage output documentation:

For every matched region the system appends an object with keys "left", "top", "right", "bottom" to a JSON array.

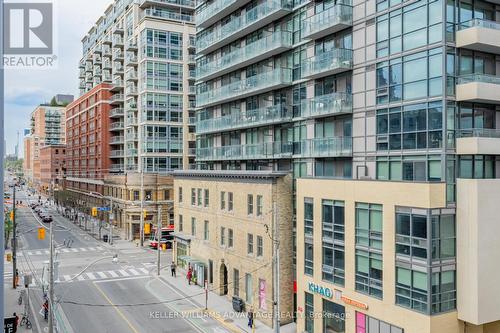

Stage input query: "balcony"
[
  {"left": 302, "top": 48, "right": 353, "bottom": 79},
  {"left": 196, "top": 141, "right": 293, "bottom": 161},
  {"left": 197, "top": 31, "right": 293, "bottom": 82},
  {"left": 103, "top": 61, "right": 112, "bottom": 69},
  {"left": 302, "top": 4, "right": 353, "bottom": 40},
  {"left": 457, "top": 19, "right": 500, "bottom": 54},
  {"left": 456, "top": 128, "right": 500, "bottom": 155},
  {"left": 139, "top": 0, "right": 195, "bottom": 9},
  {"left": 295, "top": 137, "right": 353, "bottom": 157},
  {"left": 113, "top": 37, "right": 124, "bottom": 47},
  {"left": 197, "top": 104, "right": 292, "bottom": 135},
  {"left": 126, "top": 164, "right": 138, "bottom": 171},
  {"left": 197, "top": 68, "right": 292, "bottom": 108},
  {"left": 126, "top": 56, "right": 138, "bottom": 66},
  {"left": 196, "top": 0, "right": 293, "bottom": 55},
  {"left": 110, "top": 122, "right": 125, "bottom": 130},
  {"left": 110, "top": 150, "right": 124, "bottom": 157},
  {"left": 113, "top": 51, "right": 124, "bottom": 59},
  {"left": 456, "top": 74, "right": 500, "bottom": 104},
  {"left": 109, "top": 94, "right": 124, "bottom": 105},
  {"left": 109, "top": 108, "right": 124, "bottom": 118},
  {"left": 196, "top": 0, "right": 251, "bottom": 29},
  {"left": 126, "top": 71, "right": 138, "bottom": 81},
  {"left": 126, "top": 39, "right": 138, "bottom": 50},
  {"left": 142, "top": 8, "right": 194, "bottom": 23},
  {"left": 102, "top": 35, "right": 112, "bottom": 44},
  {"left": 110, "top": 136, "right": 124, "bottom": 144},
  {"left": 127, "top": 148, "right": 138, "bottom": 156},
  {"left": 110, "top": 80, "right": 123, "bottom": 91},
  {"left": 299, "top": 92, "right": 353, "bottom": 119},
  {"left": 126, "top": 133, "right": 138, "bottom": 141},
  {"left": 110, "top": 164, "right": 124, "bottom": 172},
  {"left": 126, "top": 87, "right": 138, "bottom": 95}
]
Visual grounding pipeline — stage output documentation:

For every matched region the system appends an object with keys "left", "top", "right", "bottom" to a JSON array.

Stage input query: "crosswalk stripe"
[
  {"left": 88, "top": 247, "right": 96, "bottom": 251},
  {"left": 139, "top": 268, "right": 149, "bottom": 274},
  {"left": 77, "top": 275, "right": 85, "bottom": 281},
  {"left": 79, "top": 248, "right": 87, "bottom": 252},
  {"left": 107, "top": 271, "right": 119, "bottom": 278},
  {"left": 86, "top": 273, "right": 96, "bottom": 280},
  {"left": 63, "top": 275, "right": 72, "bottom": 281},
  {"left": 96, "top": 246, "right": 103, "bottom": 250},
  {"left": 97, "top": 272, "right": 107, "bottom": 279},
  {"left": 35, "top": 251, "right": 42, "bottom": 255},
  {"left": 71, "top": 248, "right": 78, "bottom": 252},
  {"left": 128, "top": 269, "right": 140, "bottom": 276},
  {"left": 118, "top": 270, "right": 130, "bottom": 277},
  {"left": 61, "top": 249, "right": 70, "bottom": 253}
]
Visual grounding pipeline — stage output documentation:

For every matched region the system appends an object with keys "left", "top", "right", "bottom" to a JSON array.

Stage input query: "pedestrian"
[
  {"left": 13, "top": 312, "right": 19, "bottom": 332},
  {"left": 170, "top": 261, "right": 176, "bottom": 277},
  {"left": 247, "top": 307, "right": 254, "bottom": 328},
  {"left": 43, "top": 300, "right": 49, "bottom": 321},
  {"left": 15, "top": 269, "right": 19, "bottom": 287},
  {"left": 187, "top": 265, "right": 192, "bottom": 285}
]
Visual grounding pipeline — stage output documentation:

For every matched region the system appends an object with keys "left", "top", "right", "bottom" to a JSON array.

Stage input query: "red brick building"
[
  {"left": 39, "top": 144, "right": 66, "bottom": 194},
  {"left": 65, "top": 83, "right": 112, "bottom": 179}
]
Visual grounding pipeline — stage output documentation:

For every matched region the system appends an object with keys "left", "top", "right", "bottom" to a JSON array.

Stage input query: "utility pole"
[
  {"left": 272, "top": 202, "right": 280, "bottom": 333},
  {"left": 12, "top": 184, "right": 17, "bottom": 289},
  {"left": 139, "top": 169, "right": 144, "bottom": 247},
  {"left": 156, "top": 206, "right": 161, "bottom": 276},
  {"left": 48, "top": 221, "right": 55, "bottom": 333},
  {"left": 109, "top": 196, "right": 113, "bottom": 246}
]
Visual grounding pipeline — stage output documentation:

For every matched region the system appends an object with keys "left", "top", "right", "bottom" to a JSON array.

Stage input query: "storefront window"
[{"left": 323, "top": 300, "right": 345, "bottom": 333}]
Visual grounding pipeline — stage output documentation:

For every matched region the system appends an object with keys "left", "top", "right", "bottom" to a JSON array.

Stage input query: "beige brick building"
[{"left": 172, "top": 170, "right": 294, "bottom": 328}]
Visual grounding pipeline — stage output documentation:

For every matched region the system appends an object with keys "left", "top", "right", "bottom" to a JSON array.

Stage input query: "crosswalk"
[
  {"left": 58, "top": 267, "right": 151, "bottom": 283},
  {"left": 25, "top": 246, "right": 104, "bottom": 256}
]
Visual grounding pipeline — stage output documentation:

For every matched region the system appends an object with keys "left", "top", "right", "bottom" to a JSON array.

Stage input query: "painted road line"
[
  {"left": 97, "top": 272, "right": 107, "bottom": 279},
  {"left": 107, "top": 271, "right": 119, "bottom": 278},
  {"left": 86, "top": 272, "right": 97, "bottom": 280},
  {"left": 138, "top": 268, "right": 149, "bottom": 274},
  {"left": 79, "top": 248, "right": 87, "bottom": 252},
  {"left": 63, "top": 275, "right": 72, "bottom": 281},
  {"left": 94, "top": 276, "right": 150, "bottom": 284},
  {"left": 88, "top": 247, "right": 96, "bottom": 251},
  {"left": 128, "top": 269, "right": 140, "bottom": 276},
  {"left": 77, "top": 275, "right": 85, "bottom": 281},
  {"left": 71, "top": 248, "right": 79, "bottom": 252},
  {"left": 118, "top": 270, "right": 130, "bottom": 277},
  {"left": 92, "top": 282, "right": 140, "bottom": 333},
  {"left": 61, "top": 249, "right": 70, "bottom": 253}
]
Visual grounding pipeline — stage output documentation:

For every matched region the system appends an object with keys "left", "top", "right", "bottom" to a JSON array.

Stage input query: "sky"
[{"left": 4, "top": 0, "right": 113, "bottom": 156}]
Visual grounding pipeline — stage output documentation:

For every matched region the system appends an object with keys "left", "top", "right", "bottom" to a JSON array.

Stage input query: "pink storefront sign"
[
  {"left": 356, "top": 311, "right": 366, "bottom": 333},
  {"left": 259, "top": 279, "right": 267, "bottom": 310}
]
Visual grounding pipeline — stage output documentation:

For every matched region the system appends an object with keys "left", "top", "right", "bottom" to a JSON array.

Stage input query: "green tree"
[{"left": 4, "top": 212, "right": 13, "bottom": 249}]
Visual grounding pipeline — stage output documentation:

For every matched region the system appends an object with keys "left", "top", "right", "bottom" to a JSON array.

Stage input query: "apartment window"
[
  {"left": 304, "top": 243, "right": 314, "bottom": 276},
  {"left": 245, "top": 273, "right": 253, "bottom": 304},
  {"left": 204, "top": 220, "right": 209, "bottom": 241},
  {"left": 145, "top": 190, "right": 152, "bottom": 201},
  {"left": 220, "top": 227, "right": 225, "bottom": 246},
  {"left": 228, "top": 192, "right": 233, "bottom": 211},
  {"left": 204, "top": 189, "right": 209, "bottom": 207},
  {"left": 305, "top": 292, "right": 314, "bottom": 333},
  {"left": 133, "top": 190, "right": 139, "bottom": 201},
  {"left": 247, "top": 234, "right": 254, "bottom": 255},
  {"left": 247, "top": 194, "right": 254, "bottom": 215},
  {"left": 377, "top": 155, "right": 441, "bottom": 182},
  {"left": 164, "top": 189, "right": 170, "bottom": 200},
  {"left": 197, "top": 188, "right": 202, "bottom": 206},
  {"left": 356, "top": 312, "right": 403, "bottom": 333},
  {"left": 228, "top": 229, "right": 234, "bottom": 248},
  {"left": 322, "top": 200, "right": 345, "bottom": 286},
  {"left": 395, "top": 212, "right": 428, "bottom": 259},
  {"left": 220, "top": 191, "right": 226, "bottom": 210},
  {"left": 179, "top": 214, "right": 183, "bottom": 232},
  {"left": 191, "top": 217, "right": 196, "bottom": 237},
  {"left": 178, "top": 187, "right": 183, "bottom": 203},
  {"left": 257, "top": 236, "right": 263, "bottom": 257},
  {"left": 233, "top": 269, "right": 240, "bottom": 296},
  {"left": 191, "top": 188, "right": 196, "bottom": 205},
  {"left": 459, "top": 155, "right": 496, "bottom": 179},
  {"left": 304, "top": 198, "right": 314, "bottom": 237},
  {"left": 355, "top": 203, "right": 383, "bottom": 299},
  {"left": 256, "top": 195, "right": 263, "bottom": 216}
]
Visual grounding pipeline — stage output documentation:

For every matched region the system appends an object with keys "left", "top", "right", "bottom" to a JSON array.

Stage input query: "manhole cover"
[{"left": 224, "top": 319, "right": 234, "bottom": 323}]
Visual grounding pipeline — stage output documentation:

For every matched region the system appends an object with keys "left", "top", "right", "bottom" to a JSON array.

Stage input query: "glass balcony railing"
[
  {"left": 197, "top": 31, "right": 292, "bottom": 81},
  {"left": 110, "top": 108, "right": 124, "bottom": 117},
  {"left": 142, "top": 8, "right": 194, "bottom": 22},
  {"left": 110, "top": 136, "right": 124, "bottom": 144},
  {"left": 110, "top": 150, "right": 124, "bottom": 157},
  {"left": 110, "top": 94, "right": 124, "bottom": 103},
  {"left": 197, "top": 141, "right": 293, "bottom": 161},
  {"left": 302, "top": 48, "right": 353, "bottom": 78},
  {"left": 196, "top": 0, "right": 292, "bottom": 53},
  {"left": 458, "top": 18, "right": 500, "bottom": 31},
  {"left": 197, "top": 68, "right": 292, "bottom": 108},
  {"left": 295, "top": 137, "right": 353, "bottom": 157},
  {"left": 110, "top": 122, "right": 125, "bottom": 130},
  {"left": 126, "top": 133, "right": 138, "bottom": 140},
  {"left": 299, "top": 92, "right": 353, "bottom": 118},
  {"left": 110, "top": 164, "right": 124, "bottom": 172},
  {"left": 196, "top": 0, "right": 239, "bottom": 27},
  {"left": 303, "top": 4, "right": 353, "bottom": 39},
  {"left": 456, "top": 128, "right": 500, "bottom": 138},
  {"left": 457, "top": 74, "right": 500, "bottom": 85},
  {"left": 197, "top": 104, "right": 292, "bottom": 134},
  {"left": 140, "top": 0, "right": 195, "bottom": 8}
]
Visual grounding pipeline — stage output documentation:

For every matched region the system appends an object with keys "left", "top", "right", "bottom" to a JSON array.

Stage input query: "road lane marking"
[
  {"left": 97, "top": 272, "right": 107, "bottom": 279},
  {"left": 138, "top": 268, "right": 149, "bottom": 274},
  {"left": 79, "top": 248, "right": 87, "bottom": 252},
  {"left": 86, "top": 272, "right": 97, "bottom": 280},
  {"left": 63, "top": 275, "right": 72, "bottom": 281},
  {"left": 35, "top": 251, "right": 42, "bottom": 255},
  {"left": 77, "top": 275, "right": 85, "bottom": 281},
  {"left": 61, "top": 249, "right": 70, "bottom": 253},
  {"left": 92, "top": 282, "right": 140, "bottom": 333},
  {"left": 94, "top": 276, "right": 150, "bottom": 283},
  {"left": 71, "top": 248, "right": 79, "bottom": 252},
  {"left": 88, "top": 247, "right": 96, "bottom": 251},
  {"left": 108, "top": 271, "right": 119, "bottom": 278},
  {"left": 118, "top": 270, "right": 130, "bottom": 277},
  {"left": 128, "top": 269, "right": 140, "bottom": 276}
]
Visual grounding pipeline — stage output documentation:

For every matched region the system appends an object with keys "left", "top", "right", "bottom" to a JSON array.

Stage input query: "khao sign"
[{"left": 307, "top": 282, "right": 333, "bottom": 298}]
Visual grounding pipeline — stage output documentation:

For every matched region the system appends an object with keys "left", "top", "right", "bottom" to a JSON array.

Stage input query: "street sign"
[
  {"left": 4, "top": 316, "right": 16, "bottom": 333},
  {"left": 97, "top": 207, "right": 111, "bottom": 212}
]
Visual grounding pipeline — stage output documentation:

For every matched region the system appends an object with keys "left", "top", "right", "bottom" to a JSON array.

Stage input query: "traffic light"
[
  {"left": 91, "top": 207, "right": 98, "bottom": 217},
  {"left": 144, "top": 223, "right": 151, "bottom": 234},
  {"left": 38, "top": 227, "right": 46, "bottom": 240}
]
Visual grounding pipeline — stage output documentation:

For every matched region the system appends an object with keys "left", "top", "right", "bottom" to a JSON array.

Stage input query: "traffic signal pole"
[
  {"left": 12, "top": 185, "right": 17, "bottom": 289},
  {"left": 157, "top": 206, "right": 161, "bottom": 276}
]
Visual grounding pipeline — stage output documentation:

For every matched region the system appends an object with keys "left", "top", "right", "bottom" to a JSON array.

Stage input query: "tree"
[
  {"left": 50, "top": 97, "right": 58, "bottom": 106},
  {"left": 4, "top": 211, "right": 13, "bottom": 249}
]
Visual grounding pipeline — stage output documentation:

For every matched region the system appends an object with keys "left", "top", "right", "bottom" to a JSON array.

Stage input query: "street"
[{"left": 10, "top": 186, "right": 233, "bottom": 333}]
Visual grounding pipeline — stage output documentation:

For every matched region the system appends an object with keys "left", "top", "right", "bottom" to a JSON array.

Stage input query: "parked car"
[
  {"left": 149, "top": 237, "right": 172, "bottom": 250},
  {"left": 41, "top": 214, "right": 53, "bottom": 223}
]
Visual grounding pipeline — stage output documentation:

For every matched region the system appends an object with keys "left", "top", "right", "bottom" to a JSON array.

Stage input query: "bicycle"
[
  {"left": 17, "top": 289, "right": 25, "bottom": 306},
  {"left": 20, "top": 314, "right": 32, "bottom": 329}
]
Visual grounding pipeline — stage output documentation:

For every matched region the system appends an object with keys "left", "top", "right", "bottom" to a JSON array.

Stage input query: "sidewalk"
[{"left": 158, "top": 267, "right": 296, "bottom": 333}]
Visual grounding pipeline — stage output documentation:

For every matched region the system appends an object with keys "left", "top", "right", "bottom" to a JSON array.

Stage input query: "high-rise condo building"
[
  {"left": 194, "top": 0, "right": 500, "bottom": 332},
  {"left": 79, "top": 0, "right": 197, "bottom": 174}
]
